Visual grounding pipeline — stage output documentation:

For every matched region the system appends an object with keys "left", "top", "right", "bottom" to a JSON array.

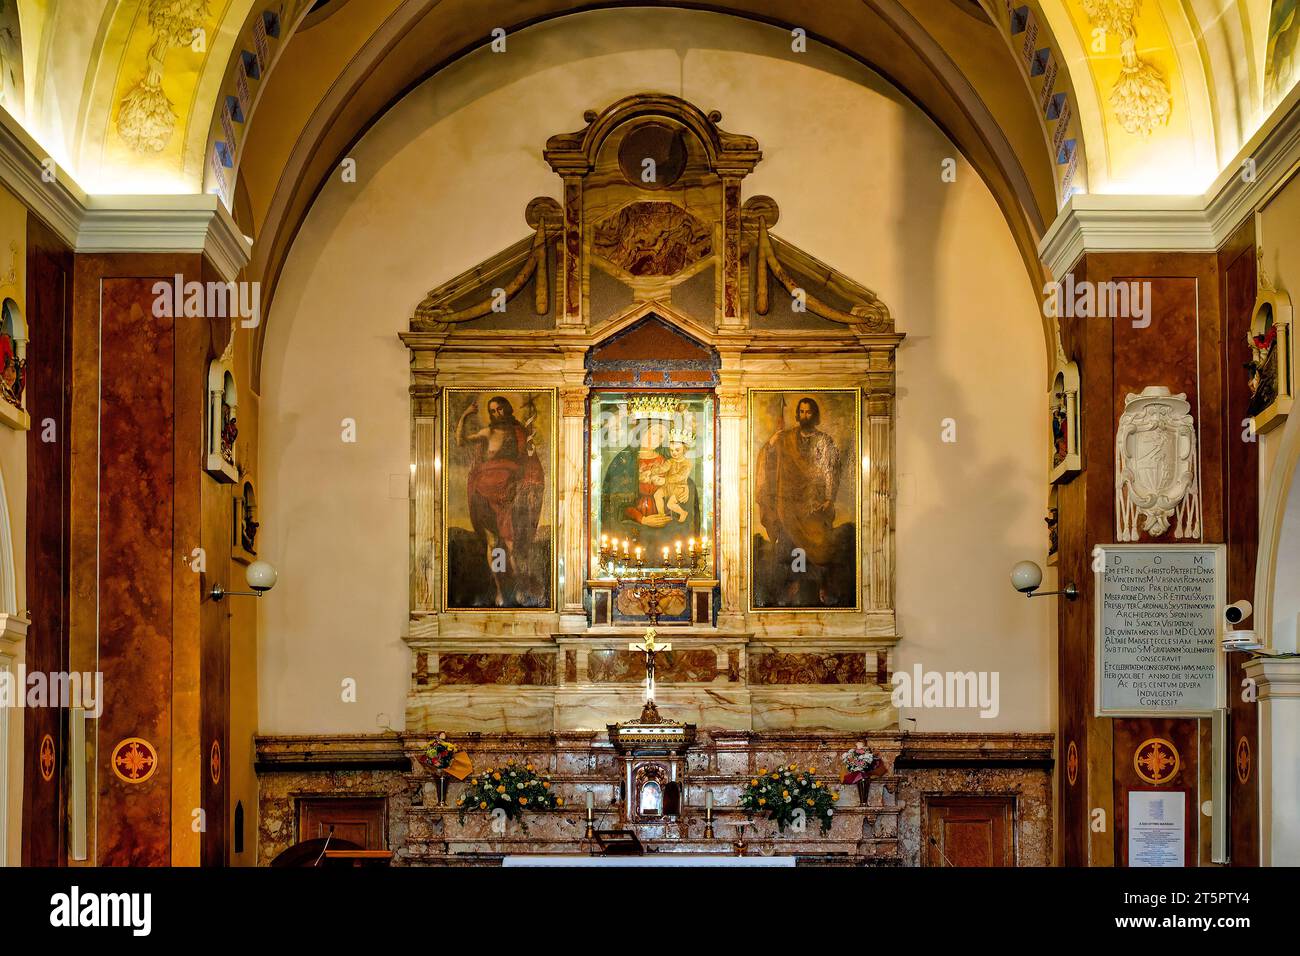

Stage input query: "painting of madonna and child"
[
  {"left": 749, "top": 389, "right": 861, "bottom": 611},
  {"left": 591, "top": 393, "right": 715, "bottom": 573},
  {"left": 442, "top": 389, "right": 555, "bottom": 609}
]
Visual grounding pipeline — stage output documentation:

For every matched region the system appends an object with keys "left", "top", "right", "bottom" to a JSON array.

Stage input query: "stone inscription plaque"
[{"left": 1095, "top": 545, "right": 1224, "bottom": 717}]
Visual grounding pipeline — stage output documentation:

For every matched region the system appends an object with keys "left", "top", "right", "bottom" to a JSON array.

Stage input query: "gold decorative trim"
[
  {"left": 1133, "top": 737, "right": 1180, "bottom": 785},
  {"left": 111, "top": 737, "right": 159, "bottom": 784},
  {"left": 39, "top": 733, "right": 55, "bottom": 782},
  {"left": 1066, "top": 739, "right": 1078, "bottom": 785},
  {"left": 210, "top": 740, "right": 222, "bottom": 785},
  {"left": 1235, "top": 735, "right": 1250, "bottom": 785}
]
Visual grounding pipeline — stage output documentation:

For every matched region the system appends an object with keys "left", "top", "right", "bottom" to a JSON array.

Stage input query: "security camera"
[{"left": 1224, "top": 600, "right": 1253, "bottom": 625}]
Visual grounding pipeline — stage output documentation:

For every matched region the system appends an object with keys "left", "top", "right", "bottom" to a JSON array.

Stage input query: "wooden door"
[
  {"left": 925, "top": 796, "right": 1015, "bottom": 866},
  {"left": 299, "top": 797, "right": 387, "bottom": 850}
]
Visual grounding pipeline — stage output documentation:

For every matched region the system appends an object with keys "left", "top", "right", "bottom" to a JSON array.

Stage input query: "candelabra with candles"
[{"left": 596, "top": 533, "right": 711, "bottom": 621}]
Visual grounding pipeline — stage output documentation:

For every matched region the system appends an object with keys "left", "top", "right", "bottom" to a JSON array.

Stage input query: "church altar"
[{"left": 254, "top": 94, "right": 1056, "bottom": 869}]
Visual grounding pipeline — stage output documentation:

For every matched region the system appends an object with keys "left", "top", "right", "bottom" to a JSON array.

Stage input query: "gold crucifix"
[{"left": 630, "top": 626, "right": 670, "bottom": 712}]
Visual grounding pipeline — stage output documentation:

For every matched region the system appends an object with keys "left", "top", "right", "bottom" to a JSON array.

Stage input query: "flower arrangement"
[
  {"left": 415, "top": 732, "right": 472, "bottom": 779},
  {"left": 840, "top": 741, "right": 877, "bottom": 784},
  {"left": 739, "top": 764, "right": 838, "bottom": 834},
  {"left": 419, "top": 735, "right": 457, "bottom": 772},
  {"left": 457, "top": 759, "right": 562, "bottom": 832}
]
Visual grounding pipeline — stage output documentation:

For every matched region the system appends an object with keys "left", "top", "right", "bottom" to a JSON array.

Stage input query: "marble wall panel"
[
  {"left": 587, "top": 648, "right": 718, "bottom": 683},
  {"left": 437, "top": 652, "right": 557, "bottom": 686},
  {"left": 747, "top": 651, "right": 870, "bottom": 684}
]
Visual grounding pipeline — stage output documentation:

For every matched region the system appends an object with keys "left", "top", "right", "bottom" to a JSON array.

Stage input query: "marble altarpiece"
[
  {"left": 253, "top": 96, "right": 1053, "bottom": 867},
  {"left": 400, "top": 94, "right": 901, "bottom": 739}
]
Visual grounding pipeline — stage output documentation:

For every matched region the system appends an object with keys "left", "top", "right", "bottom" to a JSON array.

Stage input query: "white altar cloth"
[{"left": 501, "top": 855, "right": 795, "bottom": 867}]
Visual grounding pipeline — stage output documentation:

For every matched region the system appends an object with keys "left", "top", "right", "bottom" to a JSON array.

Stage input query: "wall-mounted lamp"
[
  {"left": 1009, "top": 560, "right": 1077, "bottom": 600},
  {"left": 211, "top": 560, "right": 278, "bottom": 602}
]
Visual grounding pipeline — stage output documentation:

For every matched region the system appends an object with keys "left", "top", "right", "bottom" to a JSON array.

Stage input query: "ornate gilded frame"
[
  {"left": 440, "top": 387, "right": 558, "bottom": 611},
  {"left": 747, "top": 387, "right": 862, "bottom": 613}
]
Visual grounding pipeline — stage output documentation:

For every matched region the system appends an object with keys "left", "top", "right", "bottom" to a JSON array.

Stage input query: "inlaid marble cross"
[{"left": 630, "top": 627, "right": 670, "bottom": 704}]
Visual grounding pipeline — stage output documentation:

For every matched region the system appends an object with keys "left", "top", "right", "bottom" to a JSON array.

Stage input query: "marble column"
[
  {"left": 558, "top": 383, "right": 589, "bottom": 632},
  {"left": 717, "top": 382, "right": 746, "bottom": 631},
  {"left": 1243, "top": 657, "right": 1300, "bottom": 864},
  {"left": 409, "top": 364, "right": 440, "bottom": 638},
  {"left": 0, "top": 613, "right": 27, "bottom": 866},
  {"left": 864, "top": 358, "right": 896, "bottom": 614}
]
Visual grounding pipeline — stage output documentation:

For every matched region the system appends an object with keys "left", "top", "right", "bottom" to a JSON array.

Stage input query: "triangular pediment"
[{"left": 585, "top": 312, "right": 719, "bottom": 388}]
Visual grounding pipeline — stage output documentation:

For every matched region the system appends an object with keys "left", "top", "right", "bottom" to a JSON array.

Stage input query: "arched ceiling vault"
[{"left": 0, "top": 0, "right": 1294, "bottom": 377}]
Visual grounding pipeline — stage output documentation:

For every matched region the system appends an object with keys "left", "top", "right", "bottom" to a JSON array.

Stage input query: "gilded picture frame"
[
  {"left": 587, "top": 390, "right": 717, "bottom": 579},
  {"left": 748, "top": 388, "right": 861, "bottom": 612},
  {"left": 441, "top": 388, "right": 557, "bottom": 611}
]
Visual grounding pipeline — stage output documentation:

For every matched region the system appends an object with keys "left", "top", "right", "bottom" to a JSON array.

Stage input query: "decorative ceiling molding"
[
  {"left": 0, "top": 109, "right": 252, "bottom": 279},
  {"left": 1039, "top": 84, "right": 1300, "bottom": 277},
  {"left": 80, "top": 196, "right": 253, "bottom": 281},
  {"left": 0, "top": 108, "right": 85, "bottom": 248}
]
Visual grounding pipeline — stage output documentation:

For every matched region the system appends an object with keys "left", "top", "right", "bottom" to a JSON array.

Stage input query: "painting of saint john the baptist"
[{"left": 443, "top": 390, "right": 554, "bottom": 609}]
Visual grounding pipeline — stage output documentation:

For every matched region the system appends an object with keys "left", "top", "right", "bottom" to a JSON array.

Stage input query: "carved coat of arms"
[{"left": 1115, "top": 386, "right": 1201, "bottom": 541}]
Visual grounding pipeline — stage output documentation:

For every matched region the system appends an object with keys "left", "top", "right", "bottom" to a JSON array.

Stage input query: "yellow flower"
[
  {"left": 542, "top": 781, "right": 551, "bottom": 788},
  {"left": 470, "top": 777, "right": 478, "bottom": 785},
  {"left": 497, "top": 785, "right": 506, "bottom": 793},
  {"left": 479, "top": 801, "right": 487, "bottom": 809},
  {"left": 758, "top": 798, "right": 767, "bottom": 806},
  {"left": 832, "top": 791, "right": 841, "bottom": 800},
  {"left": 782, "top": 790, "right": 790, "bottom": 798},
  {"left": 758, "top": 767, "right": 767, "bottom": 775},
  {"left": 750, "top": 778, "right": 759, "bottom": 786},
  {"left": 507, "top": 758, "right": 515, "bottom": 766},
  {"left": 770, "top": 773, "right": 779, "bottom": 780},
  {"left": 526, "top": 763, "right": 534, "bottom": 771},
  {"left": 808, "top": 766, "right": 816, "bottom": 774},
  {"left": 813, "top": 781, "right": 822, "bottom": 789},
  {"left": 557, "top": 798, "right": 564, "bottom": 807},
  {"left": 519, "top": 797, "right": 528, "bottom": 805},
  {"left": 493, "top": 772, "right": 501, "bottom": 781},
  {"left": 806, "top": 798, "right": 815, "bottom": 806}
]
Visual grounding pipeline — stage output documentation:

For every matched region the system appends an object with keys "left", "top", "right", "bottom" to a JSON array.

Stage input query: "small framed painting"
[{"left": 1246, "top": 275, "right": 1294, "bottom": 436}]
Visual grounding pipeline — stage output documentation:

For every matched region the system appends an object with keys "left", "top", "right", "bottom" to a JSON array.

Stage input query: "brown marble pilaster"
[{"left": 69, "top": 253, "right": 231, "bottom": 866}]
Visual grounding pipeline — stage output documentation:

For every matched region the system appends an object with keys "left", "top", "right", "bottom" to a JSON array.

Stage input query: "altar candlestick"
[
  {"left": 675, "top": 540, "right": 683, "bottom": 555},
  {"left": 634, "top": 546, "right": 642, "bottom": 560},
  {"left": 662, "top": 546, "right": 669, "bottom": 561},
  {"left": 623, "top": 539, "right": 629, "bottom": 555}
]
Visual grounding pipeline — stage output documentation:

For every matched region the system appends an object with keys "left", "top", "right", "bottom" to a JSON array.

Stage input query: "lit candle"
[
  {"left": 662, "top": 546, "right": 670, "bottom": 560},
  {"left": 689, "top": 537, "right": 696, "bottom": 553},
  {"left": 623, "top": 539, "right": 629, "bottom": 555},
  {"left": 706, "top": 790, "right": 713, "bottom": 811},
  {"left": 586, "top": 790, "right": 594, "bottom": 811},
  {"left": 699, "top": 535, "right": 708, "bottom": 553},
  {"left": 634, "top": 546, "right": 642, "bottom": 560},
  {"left": 675, "top": 540, "right": 683, "bottom": 555},
  {"left": 601, "top": 534, "right": 609, "bottom": 550}
]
